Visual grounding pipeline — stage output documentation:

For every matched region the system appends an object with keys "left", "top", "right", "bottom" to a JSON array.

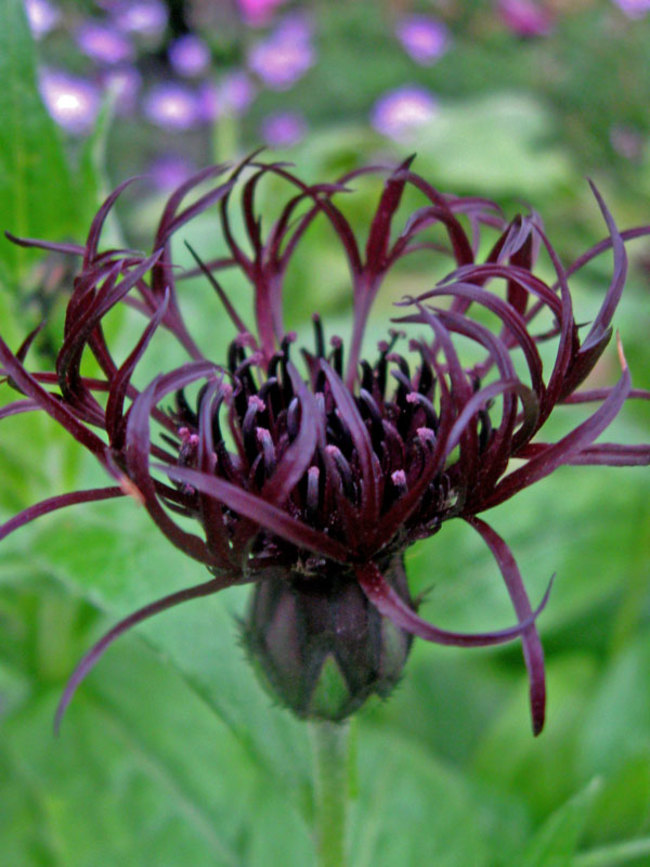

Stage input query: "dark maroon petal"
[
  {"left": 564, "top": 226, "right": 650, "bottom": 282},
  {"left": 105, "top": 289, "right": 170, "bottom": 443},
  {"left": 580, "top": 182, "right": 627, "bottom": 351},
  {"left": 159, "top": 177, "right": 236, "bottom": 245},
  {"left": 562, "top": 387, "right": 649, "bottom": 404},
  {"left": 365, "top": 155, "right": 415, "bottom": 269},
  {"left": 157, "top": 463, "right": 350, "bottom": 563},
  {"left": 84, "top": 177, "right": 142, "bottom": 267},
  {"left": 0, "top": 487, "right": 124, "bottom": 543},
  {"left": 54, "top": 573, "right": 235, "bottom": 733},
  {"left": 356, "top": 560, "right": 552, "bottom": 648},
  {"left": 532, "top": 224, "right": 577, "bottom": 413},
  {"left": 154, "top": 163, "right": 232, "bottom": 250},
  {"left": 320, "top": 360, "right": 380, "bottom": 523},
  {"left": 252, "top": 162, "right": 362, "bottom": 275},
  {"left": 125, "top": 372, "right": 224, "bottom": 567},
  {"left": 4, "top": 231, "right": 85, "bottom": 256},
  {"left": 445, "top": 379, "right": 539, "bottom": 461},
  {"left": 466, "top": 516, "right": 547, "bottom": 736},
  {"left": 485, "top": 346, "right": 632, "bottom": 509},
  {"left": 261, "top": 364, "right": 318, "bottom": 505},
  {"left": 416, "top": 308, "right": 479, "bottom": 486},
  {"left": 518, "top": 442, "right": 650, "bottom": 467},
  {"left": 184, "top": 241, "right": 249, "bottom": 335},
  {"left": 0, "top": 399, "right": 40, "bottom": 420},
  {"left": 0, "top": 334, "right": 108, "bottom": 457},
  {"left": 391, "top": 170, "right": 474, "bottom": 265}
]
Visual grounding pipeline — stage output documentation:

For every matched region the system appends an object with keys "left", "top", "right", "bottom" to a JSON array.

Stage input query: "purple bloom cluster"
[
  {"left": 396, "top": 15, "right": 449, "bottom": 66},
  {"left": 247, "top": 14, "right": 315, "bottom": 90},
  {"left": 2, "top": 157, "right": 648, "bottom": 732},
  {"left": 371, "top": 86, "right": 438, "bottom": 142},
  {"left": 612, "top": 0, "right": 650, "bottom": 16}
]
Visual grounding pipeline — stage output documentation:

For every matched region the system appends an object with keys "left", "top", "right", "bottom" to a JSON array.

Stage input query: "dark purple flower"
[
  {"left": 396, "top": 15, "right": 450, "bottom": 66},
  {"left": 2, "top": 157, "right": 648, "bottom": 734}
]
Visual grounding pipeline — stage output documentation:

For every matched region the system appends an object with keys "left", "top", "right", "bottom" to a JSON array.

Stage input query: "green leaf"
[
  {"left": 0, "top": 627, "right": 313, "bottom": 867},
  {"left": 521, "top": 779, "right": 602, "bottom": 867},
  {"left": 1, "top": 501, "right": 313, "bottom": 801},
  {"left": 0, "top": 0, "right": 77, "bottom": 285}
]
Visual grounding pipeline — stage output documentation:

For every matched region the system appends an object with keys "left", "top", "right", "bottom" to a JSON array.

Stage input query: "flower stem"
[{"left": 309, "top": 720, "right": 350, "bottom": 867}]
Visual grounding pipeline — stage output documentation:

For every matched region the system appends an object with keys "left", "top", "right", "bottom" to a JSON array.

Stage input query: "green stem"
[
  {"left": 574, "top": 837, "right": 650, "bottom": 866},
  {"left": 309, "top": 720, "right": 350, "bottom": 867}
]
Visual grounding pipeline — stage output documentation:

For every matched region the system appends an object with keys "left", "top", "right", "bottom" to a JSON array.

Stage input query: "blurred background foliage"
[{"left": 0, "top": 0, "right": 649, "bottom": 864}]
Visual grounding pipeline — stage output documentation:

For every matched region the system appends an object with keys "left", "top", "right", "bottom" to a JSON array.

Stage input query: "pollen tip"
[{"left": 416, "top": 427, "right": 436, "bottom": 446}]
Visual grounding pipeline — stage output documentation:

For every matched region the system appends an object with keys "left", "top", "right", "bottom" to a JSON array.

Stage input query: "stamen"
[
  {"left": 312, "top": 313, "right": 325, "bottom": 358},
  {"left": 406, "top": 392, "right": 439, "bottom": 430},
  {"left": 286, "top": 397, "right": 300, "bottom": 441},
  {"left": 325, "top": 444, "right": 355, "bottom": 499},
  {"left": 306, "top": 465, "right": 320, "bottom": 517},
  {"left": 416, "top": 427, "right": 437, "bottom": 447},
  {"left": 390, "top": 469, "right": 408, "bottom": 498},
  {"left": 329, "top": 335, "right": 343, "bottom": 376},
  {"left": 256, "top": 427, "right": 276, "bottom": 474}
]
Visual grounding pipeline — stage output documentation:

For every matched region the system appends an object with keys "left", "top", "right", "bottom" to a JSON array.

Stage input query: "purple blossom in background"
[
  {"left": 498, "top": 0, "right": 554, "bottom": 37},
  {"left": 197, "top": 73, "right": 256, "bottom": 123},
  {"left": 612, "top": 0, "right": 650, "bottom": 17},
  {"left": 371, "top": 85, "right": 438, "bottom": 142},
  {"left": 39, "top": 68, "right": 100, "bottom": 134},
  {"left": 248, "top": 15, "right": 314, "bottom": 90},
  {"left": 100, "top": 65, "right": 142, "bottom": 115},
  {"left": 109, "top": 0, "right": 168, "bottom": 39},
  {"left": 76, "top": 21, "right": 134, "bottom": 65},
  {"left": 143, "top": 82, "right": 200, "bottom": 131},
  {"left": 219, "top": 71, "right": 256, "bottom": 114},
  {"left": 396, "top": 15, "right": 449, "bottom": 66},
  {"left": 149, "top": 153, "right": 196, "bottom": 190},
  {"left": 25, "top": 0, "right": 60, "bottom": 39},
  {"left": 261, "top": 110, "right": 307, "bottom": 147},
  {"left": 237, "top": 0, "right": 286, "bottom": 26},
  {"left": 610, "top": 125, "right": 644, "bottom": 160},
  {"left": 168, "top": 35, "right": 211, "bottom": 78}
]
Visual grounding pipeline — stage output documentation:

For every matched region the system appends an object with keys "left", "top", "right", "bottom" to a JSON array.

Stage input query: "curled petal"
[
  {"left": 356, "top": 560, "right": 552, "bottom": 648},
  {"left": 0, "top": 487, "right": 124, "bottom": 543},
  {"left": 466, "top": 516, "right": 547, "bottom": 736},
  {"left": 486, "top": 347, "right": 632, "bottom": 509},
  {"left": 157, "top": 463, "right": 350, "bottom": 564}
]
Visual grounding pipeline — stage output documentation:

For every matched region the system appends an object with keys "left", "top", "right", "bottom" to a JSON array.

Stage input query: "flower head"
[
  {"left": 2, "top": 156, "right": 648, "bottom": 734},
  {"left": 396, "top": 15, "right": 450, "bottom": 66},
  {"left": 371, "top": 86, "right": 439, "bottom": 142}
]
